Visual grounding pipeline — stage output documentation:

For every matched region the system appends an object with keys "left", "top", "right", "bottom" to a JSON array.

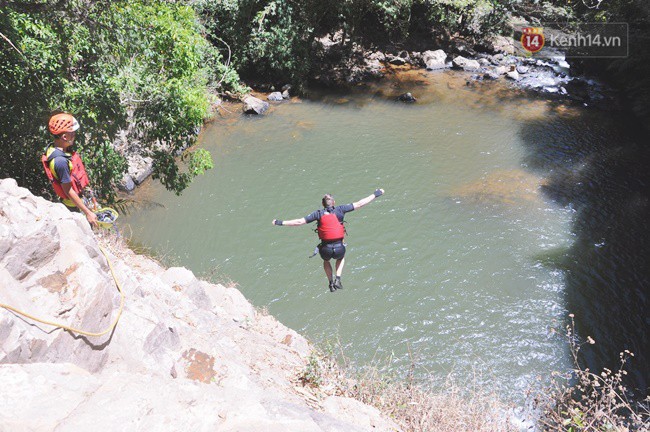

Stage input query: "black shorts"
[{"left": 319, "top": 241, "right": 346, "bottom": 261}]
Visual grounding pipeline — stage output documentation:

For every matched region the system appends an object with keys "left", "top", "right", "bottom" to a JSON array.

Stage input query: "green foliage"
[
  {"left": 1, "top": 0, "right": 235, "bottom": 202},
  {"left": 193, "top": 0, "right": 511, "bottom": 86},
  {"left": 195, "top": 0, "right": 317, "bottom": 84},
  {"left": 298, "top": 351, "right": 327, "bottom": 388},
  {"left": 152, "top": 146, "right": 214, "bottom": 196},
  {"left": 424, "top": 0, "right": 511, "bottom": 39}
]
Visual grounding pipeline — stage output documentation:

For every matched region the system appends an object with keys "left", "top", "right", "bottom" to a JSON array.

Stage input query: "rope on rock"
[{"left": 0, "top": 245, "right": 125, "bottom": 337}]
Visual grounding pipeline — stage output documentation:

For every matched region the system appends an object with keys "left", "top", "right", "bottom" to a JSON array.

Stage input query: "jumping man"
[{"left": 272, "top": 189, "right": 385, "bottom": 292}]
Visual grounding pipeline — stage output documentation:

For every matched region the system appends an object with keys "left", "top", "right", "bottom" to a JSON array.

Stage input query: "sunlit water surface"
[{"left": 123, "top": 70, "right": 649, "bottom": 399}]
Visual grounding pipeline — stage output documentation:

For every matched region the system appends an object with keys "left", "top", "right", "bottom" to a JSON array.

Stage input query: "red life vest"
[
  {"left": 317, "top": 212, "right": 345, "bottom": 241},
  {"left": 41, "top": 145, "right": 90, "bottom": 207}
]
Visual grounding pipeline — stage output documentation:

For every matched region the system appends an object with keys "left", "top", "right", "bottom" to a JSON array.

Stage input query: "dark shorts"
[{"left": 319, "top": 241, "right": 346, "bottom": 261}]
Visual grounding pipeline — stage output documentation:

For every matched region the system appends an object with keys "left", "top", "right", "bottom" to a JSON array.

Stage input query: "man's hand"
[{"left": 85, "top": 210, "right": 98, "bottom": 228}]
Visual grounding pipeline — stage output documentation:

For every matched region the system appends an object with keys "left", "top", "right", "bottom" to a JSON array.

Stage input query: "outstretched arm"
[
  {"left": 272, "top": 217, "right": 307, "bottom": 226},
  {"left": 353, "top": 189, "right": 385, "bottom": 210}
]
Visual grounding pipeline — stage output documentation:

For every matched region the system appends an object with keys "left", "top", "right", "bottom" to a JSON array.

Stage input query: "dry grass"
[
  {"left": 533, "top": 315, "right": 650, "bottom": 431},
  {"left": 298, "top": 341, "right": 517, "bottom": 432},
  {"left": 95, "top": 224, "right": 131, "bottom": 259}
]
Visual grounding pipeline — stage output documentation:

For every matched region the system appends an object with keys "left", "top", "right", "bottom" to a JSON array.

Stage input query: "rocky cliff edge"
[{"left": 0, "top": 178, "right": 399, "bottom": 432}]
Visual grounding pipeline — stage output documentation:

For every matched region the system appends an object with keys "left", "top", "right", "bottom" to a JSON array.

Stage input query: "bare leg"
[
  {"left": 335, "top": 258, "right": 345, "bottom": 277},
  {"left": 333, "top": 258, "right": 345, "bottom": 289},
  {"left": 323, "top": 260, "right": 333, "bottom": 281}
]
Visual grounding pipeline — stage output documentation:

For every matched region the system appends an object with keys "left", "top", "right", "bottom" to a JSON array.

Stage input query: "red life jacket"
[
  {"left": 317, "top": 212, "right": 345, "bottom": 241},
  {"left": 41, "top": 145, "right": 90, "bottom": 207}
]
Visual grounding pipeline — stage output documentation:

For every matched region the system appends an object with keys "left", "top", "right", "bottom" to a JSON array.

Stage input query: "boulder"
[
  {"left": 489, "top": 35, "right": 516, "bottom": 55},
  {"left": 128, "top": 155, "right": 154, "bottom": 185},
  {"left": 267, "top": 92, "right": 284, "bottom": 102},
  {"left": 422, "top": 49, "right": 447, "bottom": 70},
  {"left": 516, "top": 65, "right": 530, "bottom": 74},
  {"left": 242, "top": 95, "right": 269, "bottom": 115},
  {"left": 387, "top": 56, "right": 407, "bottom": 65},
  {"left": 506, "top": 70, "right": 520, "bottom": 81},
  {"left": 362, "top": 58, "right": 385, "bottom": 79},
  {"left": 397, "top": 92, "right": 417, "bottom": 103},
  {"left": 119, "top": 174, "right": 136, "bottom": 192},
  {"left": 452, "top": 56, "right": 481, "bottom": 71}
]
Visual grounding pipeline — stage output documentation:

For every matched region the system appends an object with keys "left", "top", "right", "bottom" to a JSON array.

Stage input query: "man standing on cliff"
[
  {"left": 272, "top": 189, "right": 385, "bottom": 292},
  {"left": 41, "top": 113, "right": 98, "bottom": 227}
]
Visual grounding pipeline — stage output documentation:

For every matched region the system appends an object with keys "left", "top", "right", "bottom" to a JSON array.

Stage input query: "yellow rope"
[{"left": 0, "top": 245, "right": 125, "bottom": 337}]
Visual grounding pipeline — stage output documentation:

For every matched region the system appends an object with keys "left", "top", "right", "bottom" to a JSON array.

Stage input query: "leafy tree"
[{"left": 1, "top": 0, "right": 238, "bottom": 202}]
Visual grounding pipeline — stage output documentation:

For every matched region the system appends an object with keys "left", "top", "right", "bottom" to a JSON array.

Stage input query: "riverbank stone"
[
  {"left": 422, "top": 49, "right": 447, "bottom": 70},
  {"left": 452, "top": 56, "right": 480, "bottom": 71},
  {"left": 397, "top": 92, "right": 416, "bottom": 103},
  {"left": 243, "top": 95, "right": 270, "bottom": 115},
  {"left": 267, "top": 92, "right": 284, "bottom": 101},
  {"left": 506, "top": 70, "right": 520, "bottom": 81}
]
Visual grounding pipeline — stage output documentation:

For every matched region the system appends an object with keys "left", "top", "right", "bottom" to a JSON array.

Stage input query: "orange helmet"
[{"left": 48, "top": 113, "right": 80, "bottom": 135}]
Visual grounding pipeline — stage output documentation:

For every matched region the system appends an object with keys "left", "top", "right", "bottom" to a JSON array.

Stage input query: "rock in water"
[
  {"left": 422, "top": 49, "right": 448, "bottom": 70},
  {"left": 397, "top": 92, "right": 417, "bottom": 103},
  {"left": 242, "top": 95, "right": 270, "bottom": 115},
  {"left": 452, "top": 56, "right": 481, "bottom": 71}
]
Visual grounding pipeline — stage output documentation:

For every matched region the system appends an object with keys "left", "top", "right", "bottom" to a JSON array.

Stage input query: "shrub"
[{"left": 534, "top": 315, "right": 650, "bottom": 431}]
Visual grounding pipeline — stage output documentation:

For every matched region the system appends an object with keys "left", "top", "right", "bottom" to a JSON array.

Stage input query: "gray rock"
[
  {"left": 267, "top": 92, "right": 284, "bottom": 102},
  {"left": 119, "top": 175, "right": 136, "bottom": 192},
  {"left": 397, "top": 92, "right": 416, "bottom": 103},
  {"left": 490, "top": 53, "right": 505, "bottom": 65},
  {"left": 128, "top": 156, "right": 154, "bottom": 185},
  {"left": 516, "top": 65, "right": 530, "bottom": 74},
  {"left": 282, "top": 90, "right": 291, "bottom": 100},
  {"left": 363, "top": 58, "right": 384, "bottom": 79},
  {"left": 242, "top": 95, "right": 269, "bottom": 115},
  {"left": 386, "top": 54, "right": 407, "bottom": 65},
  {"left": 490, "top": 35, "right": 516, "bottom": 55},
  {"left": 422, "top": 49, "right": 447, "bottom": 70},
  {"left": 3, "top": 225, "right": 60, "bottom": 280},
  {"left": 506, "top": 71, "right": 520, "bottom": 81},
  {"left": 452, "top": 56, "right": 480, "bottom": 71}
]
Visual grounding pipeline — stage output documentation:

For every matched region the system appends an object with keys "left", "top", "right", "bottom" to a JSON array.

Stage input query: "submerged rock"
[{"left": 449, "top": 169, "right": 545, "bottom": 206}]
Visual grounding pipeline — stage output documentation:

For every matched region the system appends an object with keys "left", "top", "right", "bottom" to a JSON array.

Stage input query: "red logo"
[{"left": 521, "top": 27, "right": 545, "bottom": 53}]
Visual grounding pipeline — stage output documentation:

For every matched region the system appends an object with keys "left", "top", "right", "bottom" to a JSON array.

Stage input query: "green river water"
[{"left": 123, "top": 70, "right": 649, "bottom": 398}]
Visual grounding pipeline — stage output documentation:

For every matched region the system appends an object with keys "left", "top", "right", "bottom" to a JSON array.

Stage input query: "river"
[{"left": 122, "top": 69, "right": 649, "bottom": 399}]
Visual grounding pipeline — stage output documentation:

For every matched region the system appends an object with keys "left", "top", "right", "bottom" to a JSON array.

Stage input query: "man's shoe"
[
  {"left": 334, "top": 277, "right": 343, "bottom": 290},
  {"left": 329, "top": 280, "right": 336, "bottom": 292}
]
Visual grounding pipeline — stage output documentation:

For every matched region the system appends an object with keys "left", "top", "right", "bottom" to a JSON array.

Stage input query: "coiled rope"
[{"left": 0, "top": 245, "right": 125, "bottom": 337}]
